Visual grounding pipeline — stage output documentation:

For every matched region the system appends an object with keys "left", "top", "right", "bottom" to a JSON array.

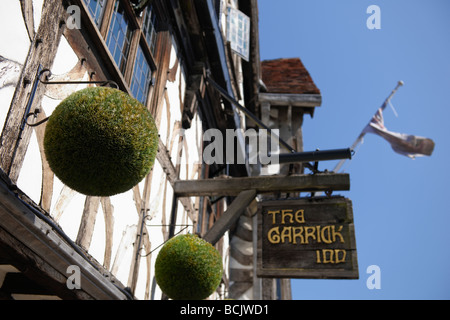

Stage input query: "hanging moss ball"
[
  {"left": 155, "top": 234, "right": 223, "bottom": 300},
  {"left": 44, "top": 86, "right": 158, "bottom": 196}
]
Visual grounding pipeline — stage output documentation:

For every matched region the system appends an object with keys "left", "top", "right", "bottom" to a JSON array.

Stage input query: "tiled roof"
[{"left": 261, "top": 58, "right": 320, "bottom": 95}]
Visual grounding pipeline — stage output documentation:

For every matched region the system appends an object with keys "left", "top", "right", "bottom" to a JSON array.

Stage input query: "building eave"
[
  {"left": 0, "top": 174, "right": 130, "bottom": 300},
  {"left": 258, "top": 92, "right": 322, "bottom": 108}
]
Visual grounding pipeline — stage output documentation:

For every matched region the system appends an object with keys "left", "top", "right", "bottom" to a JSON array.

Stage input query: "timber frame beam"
[
  {"left": 174, "top": 173, "right": 350, "bottom": 198},
  {"left": 203, "top": 190, "right": 257, "bottom": 245},
  {"left": 258, "top": 92, "right": 322, "bottom": 108},
  {"left": 0, "top": 0, "right": 66, "bottom": 182}
]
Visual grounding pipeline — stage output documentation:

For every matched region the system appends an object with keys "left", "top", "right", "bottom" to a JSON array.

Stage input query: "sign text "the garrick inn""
[{"left": 257, "top": 197, "right": 358, "bottom": 279}]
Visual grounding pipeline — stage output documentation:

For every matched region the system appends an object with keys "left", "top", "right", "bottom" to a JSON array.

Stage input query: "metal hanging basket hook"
[
  {"left": 25, "top": 68, "right": 120, "bottom": 128},
  {"left": 38, "top": 68, "right": 119, "bottom": 89}
]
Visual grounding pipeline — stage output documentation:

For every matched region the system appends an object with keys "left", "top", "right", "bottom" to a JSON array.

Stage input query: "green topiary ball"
[
  {"left": 155, "top": 234, "right": 223, "bottom": 300},
  {"left": 44, "top": 86, "right": 158, "bottom": 196}
]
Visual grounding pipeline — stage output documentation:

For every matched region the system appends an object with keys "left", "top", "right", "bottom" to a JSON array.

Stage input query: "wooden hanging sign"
[{"left": 257, "top": 196, "right": 358, "bottom": 279}]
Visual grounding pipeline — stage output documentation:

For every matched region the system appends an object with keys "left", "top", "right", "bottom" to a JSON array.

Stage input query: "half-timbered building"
[{"left": 0, "top": 0, "right": 341, "bottom": 300}]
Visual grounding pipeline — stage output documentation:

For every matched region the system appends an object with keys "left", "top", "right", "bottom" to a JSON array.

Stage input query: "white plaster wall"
[{"left": 0, "top": 0, "right": 232, "bottom": 301}]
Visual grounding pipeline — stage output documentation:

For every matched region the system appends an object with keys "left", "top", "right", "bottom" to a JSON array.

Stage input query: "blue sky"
[{"left": 259, "top": 0, "right": 450, "bottom": 299}]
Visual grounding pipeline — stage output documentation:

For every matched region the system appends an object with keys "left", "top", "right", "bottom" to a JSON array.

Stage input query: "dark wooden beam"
[
  {"left": 156, "top": 138, "right": 196, "bottom": 221},
  {"left": 203, "top": 190, "right": 256, "bottom": 245},
  {"left": 1, "top": 273, "right": 53, "bottom": 296},
  {"left": 259, "top": 93, "right": 322, "bottom": 108},
  {"left": 0, "top": 178, "right": 128, "bottom": 300},
  {"left": 0, "top": 0, "right": 66, "bottom": 182},
  {"left": 0, "top": 231, "right": 83, "bottom": 300},
  {"left": 174, "top": 173, "right": 350, "bottom": 197}
]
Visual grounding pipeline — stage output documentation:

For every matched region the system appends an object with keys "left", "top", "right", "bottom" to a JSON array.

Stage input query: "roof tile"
[{"left": 261, "top": 58, "right": 320, "bottom": 95}]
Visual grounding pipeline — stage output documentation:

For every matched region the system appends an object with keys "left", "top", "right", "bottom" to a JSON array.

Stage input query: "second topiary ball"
[{"left": 155, "top": 234, "right": 223, "bottom": 300}]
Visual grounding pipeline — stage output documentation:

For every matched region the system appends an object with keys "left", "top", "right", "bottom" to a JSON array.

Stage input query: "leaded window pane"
[
  {"left": 106, "top": 0, "right": 133, "bottom": 74},
  {"left": 130, "top": 46, "right": 152, "bottom": 104},
  {"left": 83, "top": 0, "right": 106, "bottom": 27}
]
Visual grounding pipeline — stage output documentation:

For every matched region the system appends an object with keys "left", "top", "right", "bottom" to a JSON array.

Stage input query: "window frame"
[
  {"left": 105, "top": 0, "right": 136, "bottom": 75},
  {"left": 79, "top": 0, "right": 164, "bottom": 108},
  {"left": 130, "top": 42, "right": 153, "bottom": 105},
  {"left": 83, "top": 0, "right": 107, "bottom": 28},
  {"left": 142, "top": 4, "right": 159, "bottom": 59}
]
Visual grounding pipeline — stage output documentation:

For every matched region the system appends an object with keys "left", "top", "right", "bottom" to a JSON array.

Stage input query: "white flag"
[{"left": 362, "top": 107, "right": 435, "bottom": 159}]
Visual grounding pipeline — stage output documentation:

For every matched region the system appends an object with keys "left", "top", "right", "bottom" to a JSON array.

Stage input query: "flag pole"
[{"left": 333, "top": 81, "right": 404, "bottom": 173}]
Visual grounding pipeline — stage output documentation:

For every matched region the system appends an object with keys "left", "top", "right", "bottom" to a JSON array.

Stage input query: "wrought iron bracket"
[
  {"left": 38, "top": 68, "right": 119, "bottom": 89},
  {"left": 24, "top": 68, "right": 120, "bottom": 128}
]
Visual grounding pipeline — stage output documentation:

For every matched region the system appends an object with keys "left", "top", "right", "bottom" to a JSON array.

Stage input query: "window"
[
  {"left": 226, "top": 7, "right": 250, "bottom": 61},
  {"left": 142, "top": 4, "right": 158, "bottom": 56},
  {"left": 106, "top": 0, "right": 133, "bottom": 73},
  {"left": 130, "top": 45, "right": 152, "bottom": 104},
  {"left": 83, "top": 0, "right": 106, "bottom": 27}
]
